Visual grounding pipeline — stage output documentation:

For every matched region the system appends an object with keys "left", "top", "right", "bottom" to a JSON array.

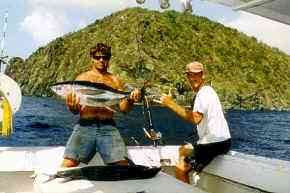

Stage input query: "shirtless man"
[{"left": 61, "top": 43, "right": 141, "bottom": 168}]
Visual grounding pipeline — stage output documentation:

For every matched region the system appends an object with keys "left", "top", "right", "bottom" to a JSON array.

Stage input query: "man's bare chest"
[{"left": 87, "top": 75, "right": 120, "bottom": 90}]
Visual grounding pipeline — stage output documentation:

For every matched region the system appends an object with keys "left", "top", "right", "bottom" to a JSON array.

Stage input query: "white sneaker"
[{"left": 192, "top": 172, "right": 200, "bottom": 186}]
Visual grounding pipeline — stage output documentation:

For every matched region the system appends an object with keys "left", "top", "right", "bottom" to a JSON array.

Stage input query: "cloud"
[
  {"left": 20, "top": 0, "right": 134, "bottom": 45},
  {"left": 193, "top": 0, "right": 290, "bottom": 54},
  {"left": 27, "top": 0, "right": 131, "bottom": 9},
  {"left": 20, "top": 7, "right": 68, "bottom": 45},
  {"left": 20, "top": 0, "right": 290, "bottom": 55},
  {"left": 193, "top": 0, "right": 241, "bottom": 23},
  {"left": 224, "top": 11, "right": 290, "bottom": 54}
]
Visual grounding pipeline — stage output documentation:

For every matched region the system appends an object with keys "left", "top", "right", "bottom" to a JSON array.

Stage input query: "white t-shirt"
[{"left": 193, "top": 85, "right": 231, "bottom": 144}]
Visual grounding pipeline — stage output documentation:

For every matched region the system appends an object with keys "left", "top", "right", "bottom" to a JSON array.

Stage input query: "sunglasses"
[
  {"left": 93, "top": 55, "right": 110, "bottom": 61},
  {"left": 185, "top": 71, "right": 201, "bottom": 76},
  {"left": 185, "top": 72, "right": 194, "bottom": 76}
]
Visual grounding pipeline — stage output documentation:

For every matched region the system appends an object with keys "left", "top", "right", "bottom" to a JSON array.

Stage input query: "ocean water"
[{"left": 1, "top": 96, "right": 290, "bottom": 161}]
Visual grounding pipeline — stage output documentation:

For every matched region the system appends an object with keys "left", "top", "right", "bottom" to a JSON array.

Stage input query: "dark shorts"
[
  {"left": 185, "top": 139, "right": 231, "bottom": 173},
  {"left": 63, "top": 119, "right": 128, "bottom": 164}
]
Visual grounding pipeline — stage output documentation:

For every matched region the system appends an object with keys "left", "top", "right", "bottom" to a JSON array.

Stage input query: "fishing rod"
[
  {"left": 0, "top": 11, "right": 8, "bottom": 73},
  {"left": 141, "top": 86, "right": 162, "bottom": 147},
  {"left": 133, "top": 10, "right": 162, "bottom": 147}
]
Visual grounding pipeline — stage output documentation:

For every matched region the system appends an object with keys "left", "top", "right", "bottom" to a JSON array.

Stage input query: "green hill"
[{"left": 6, "top": 7, "right": 290, "bottom": 110}]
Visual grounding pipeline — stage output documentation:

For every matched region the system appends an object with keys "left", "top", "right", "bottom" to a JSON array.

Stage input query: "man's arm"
[
  {"left": 119, "top": 98, "right": 134, "bottom": 113},
  {"left": 65, "top": 89, "right": 80, "bottom": 114},
  {"left": 156, "top": 94, "right": 203, "bottom": 124},
  {"left": 113, "top": 77, "right": 141, "bottom": 113}
]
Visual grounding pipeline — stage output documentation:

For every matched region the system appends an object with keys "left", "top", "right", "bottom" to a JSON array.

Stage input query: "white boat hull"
[{"left": 0, "top": 146, "right": 290, "bottom": 193}]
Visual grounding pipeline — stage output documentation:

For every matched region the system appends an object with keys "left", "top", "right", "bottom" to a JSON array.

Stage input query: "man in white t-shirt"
[{"left": 156, "top": 61, "right": 231, "bottom": 184}]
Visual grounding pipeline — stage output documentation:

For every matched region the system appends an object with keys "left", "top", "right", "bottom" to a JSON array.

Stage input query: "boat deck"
[{"left": 0, "top": 146, "right": 290, "bottom": 193}]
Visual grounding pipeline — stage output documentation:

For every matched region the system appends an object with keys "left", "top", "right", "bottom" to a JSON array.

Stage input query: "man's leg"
[
  {"left": 96, "top": 125, "right": 128, "bottom": 165},
  {"left": 175, "top": 162, "right": 191, "bottom": 183},
  {"left": 61, "top": 124, "right": 96, "bottom": 168},
  {"left": 175, "top": 144, "right": 193, "bottom": 183}
]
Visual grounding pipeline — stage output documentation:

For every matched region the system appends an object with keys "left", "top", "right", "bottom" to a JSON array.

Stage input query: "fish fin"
[
  {"left": 41, "top": 173, "right": 58, "bottom": 183},
  {"left": 59, "top": 177, "right": 75, "bottom": 183},
  {"left": 104, "top": 106, "right": 117, "bottom": 112},
  {"left": 124, "top": 156, "right": 136, "bottom": 166},
  {"left": 41, "top": 173, "right": 75, "bottom": 183},
  {"left": 30, "top": 171, "right": 38, "bottom": 179}
]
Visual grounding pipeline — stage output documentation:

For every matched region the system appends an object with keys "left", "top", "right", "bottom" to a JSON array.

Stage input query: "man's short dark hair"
[{"left": 90, "top": 43, "right": 111, "bottom": 58}]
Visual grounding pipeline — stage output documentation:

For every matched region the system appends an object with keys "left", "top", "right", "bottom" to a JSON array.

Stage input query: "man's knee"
[
  {"left": 61, "top": 158, "right": 80, "bottom": 168},
  {"left": 179, "top": 143, "right": 193, "bottom": 158}
]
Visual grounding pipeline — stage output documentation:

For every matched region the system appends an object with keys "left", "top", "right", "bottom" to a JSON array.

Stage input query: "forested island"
[{"left": 7, "top": 8, "right": 290, "bottom": 110}]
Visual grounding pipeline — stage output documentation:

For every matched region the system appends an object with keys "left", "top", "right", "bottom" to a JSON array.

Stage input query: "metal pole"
[{"left": 0, "top": 11, "right": 8, "bottom": 73}]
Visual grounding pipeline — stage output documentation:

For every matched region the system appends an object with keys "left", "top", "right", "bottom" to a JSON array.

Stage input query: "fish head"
[{"left": 51, "top": 85, "right": 75, "bottom": 97}]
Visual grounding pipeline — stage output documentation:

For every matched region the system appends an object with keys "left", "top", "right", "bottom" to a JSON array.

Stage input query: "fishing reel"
[{"left": 143, "top": 127, "right": 162, "bottom": 147}]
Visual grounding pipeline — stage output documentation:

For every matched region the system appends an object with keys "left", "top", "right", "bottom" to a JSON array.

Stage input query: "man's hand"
[
  {"left": 65, "top": 90, "right": 80, "bottom": 114},
  {"left": 128, "top": 88, "right": 141, "bottom": 103},
  {"left": 153, "top": 89, "right": 174, "bottom": 107},
  {"left": 120, "top": 88, "right": 141, "bottom": 113}
]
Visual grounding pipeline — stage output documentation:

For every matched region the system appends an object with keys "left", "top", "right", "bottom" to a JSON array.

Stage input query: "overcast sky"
[{"left": 0, "top": 0, "right": 289, "bottom": 59}]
